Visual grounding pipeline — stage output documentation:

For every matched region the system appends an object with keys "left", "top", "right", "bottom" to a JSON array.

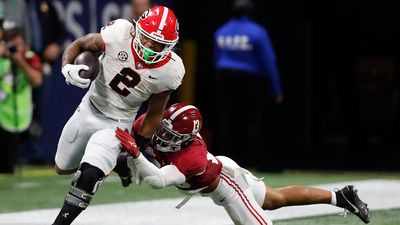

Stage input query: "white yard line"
[{"left": 1, "top": 179, "right": 399, "bottom": 225}]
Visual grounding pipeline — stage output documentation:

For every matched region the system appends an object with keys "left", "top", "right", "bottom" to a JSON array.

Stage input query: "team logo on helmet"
[
  {"left": 140, "top": 9, "right": 150, "bottom": 20},
  {"left": 133, "top": 6, "right": 179, "bottom": 64}
]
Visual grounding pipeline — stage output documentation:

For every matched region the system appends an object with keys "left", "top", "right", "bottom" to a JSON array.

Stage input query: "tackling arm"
[
  {"left": 132, "top": 154, "right": 186, "bottom": 189},
  {"left": 115, "top": 127, "right": 186, "bottom": 188},
  {"left": 136, "top": 91, "right": 171, "bottom": 148}
]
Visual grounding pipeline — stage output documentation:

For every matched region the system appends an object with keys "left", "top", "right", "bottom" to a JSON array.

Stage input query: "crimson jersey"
[{"left": 133, "top": 114, "right": 222, "bottom": 192}]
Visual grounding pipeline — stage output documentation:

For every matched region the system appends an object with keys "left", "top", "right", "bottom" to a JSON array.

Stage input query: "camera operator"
[{"left": 0, "top": 21, "right": 42, "bottom": 174}]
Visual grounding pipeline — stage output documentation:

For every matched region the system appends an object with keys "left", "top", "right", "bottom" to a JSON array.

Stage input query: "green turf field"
[
  {"left": 1, "top": 166, "right": 399, "bottom": 224},
  {"left": 275, "top": 208, "right": 400, "bottom": 225}
]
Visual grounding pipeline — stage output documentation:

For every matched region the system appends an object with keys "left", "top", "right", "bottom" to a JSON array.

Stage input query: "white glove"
[
  {"left": 62, "top": 63, "right": 91, "bottom": 89},
  {"left": 126, "top": 155, "right": 143, "bottom": 185}
]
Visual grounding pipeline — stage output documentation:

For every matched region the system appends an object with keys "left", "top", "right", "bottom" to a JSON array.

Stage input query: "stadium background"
[
  {"left": 1, "top": 1, "right": 400, "bottom": 224},
  {"left": 40, "top": 0, "right": 400, "bottom": 171}
]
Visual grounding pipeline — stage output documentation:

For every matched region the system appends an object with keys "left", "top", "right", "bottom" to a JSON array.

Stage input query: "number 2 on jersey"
[{"left": 109, "top": 67, "right": 141, "bottom": 97}]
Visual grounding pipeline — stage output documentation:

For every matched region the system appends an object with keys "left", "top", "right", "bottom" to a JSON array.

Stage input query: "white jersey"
[{"left": 88, "top": 19, "right": 185, "bottom": 121}]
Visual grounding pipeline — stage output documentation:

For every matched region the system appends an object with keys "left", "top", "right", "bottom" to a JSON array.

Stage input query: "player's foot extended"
[{"left": 337, "top": 185, "right": 370, "bottom": 223}]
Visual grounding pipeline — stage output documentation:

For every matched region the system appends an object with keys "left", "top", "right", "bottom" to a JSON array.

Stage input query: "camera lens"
[{"left": 7, "top": 43, "right": 17, "bottom": 53}]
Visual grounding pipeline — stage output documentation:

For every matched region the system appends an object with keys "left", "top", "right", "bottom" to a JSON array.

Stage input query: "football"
[{"left": 74, "top": 51, "right": 100, "bottom": 81}]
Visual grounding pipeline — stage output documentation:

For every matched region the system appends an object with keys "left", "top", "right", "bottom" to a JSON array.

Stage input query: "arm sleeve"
[
  {"left": 133, "top": 154, "right": 186, "bottom": 189},
  {"left": 256, "top": 29, "right": 283, "bottom": 95}
]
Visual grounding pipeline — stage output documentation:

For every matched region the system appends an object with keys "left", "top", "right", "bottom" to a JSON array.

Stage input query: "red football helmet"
[
  {"left": 133, "top": 5, "right": 179, "bottom": 64},
  {"left": 151, "top": 103, "right": 202, "bottom": 152}
]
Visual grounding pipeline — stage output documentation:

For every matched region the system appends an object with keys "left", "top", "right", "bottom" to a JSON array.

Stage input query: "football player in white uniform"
[
  {"left": 115, "top": 103, "right": 370, "bottom": 225},
  {"left": 52, "top": 6, "right": 184, "bottom": 225}
]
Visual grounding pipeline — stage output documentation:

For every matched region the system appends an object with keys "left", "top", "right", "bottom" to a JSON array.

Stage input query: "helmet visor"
[
  {"left": 133, "top": 22, "right": 176, "bottom": 64},
  {"left": 151, "top": 120, "right": 189, "bottom": 152}
]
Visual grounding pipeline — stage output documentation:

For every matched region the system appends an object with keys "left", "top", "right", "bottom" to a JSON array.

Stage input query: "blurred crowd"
[
  {"left": 0, "top": 0, "right": 64, "bottom": 173},
  {"left": 0, "top": 0, "right": 156, "bottom": 174},
  {"left": 1, "top": 0, "right": 398, "bottom": 174}
]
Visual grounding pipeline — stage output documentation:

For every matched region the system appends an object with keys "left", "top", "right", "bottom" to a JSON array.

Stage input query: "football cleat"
[{"left": 337, "top": 185, "right": 370, "bottom": 223}]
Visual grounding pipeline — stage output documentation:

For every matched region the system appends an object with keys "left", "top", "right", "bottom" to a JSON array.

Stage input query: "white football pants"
[
  {"left": 204, "top": 156, "right": 273, "bottom": 225},
  {"left": 55, "top": 94, "right": 133, "bottom": 175}
]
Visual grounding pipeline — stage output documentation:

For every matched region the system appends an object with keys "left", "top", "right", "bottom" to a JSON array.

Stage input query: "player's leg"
[
  {"left": 215, "top": 172, "right": 273, "bottom": 225},
  {"left": 81, "top": 128, "right": 125, "bottom": 176},
  {"left": 262, "top": 185, "right": 331, "bottom": 210},
  {"left": 262, "top": 184, "right": 370, "bottom": 223},
  {"left": 54, "top": 114, "right": 84, "bottom": 174},
  {"left": 211, "top": 156, "right": 272, "bottom": 224},
  {"left": 52, "top": 162, "right": 105, "bottom": 225},
  {"left": 52, "top": 128, "right": 123, "bottom": 225},
  {"left": 54, "top": 99, "right": 95, "bottom": 175}
]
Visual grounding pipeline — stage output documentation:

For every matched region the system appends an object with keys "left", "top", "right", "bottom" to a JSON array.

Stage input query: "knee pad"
[{"left": 65, "top": 163, "right": 105, "bottom": 209}]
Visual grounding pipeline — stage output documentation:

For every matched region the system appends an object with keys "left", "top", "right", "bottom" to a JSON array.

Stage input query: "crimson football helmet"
[
  {"left": 151, "top": 103, "right": 202, "bottom": 152},
  {"left": 133, "top": 5, "right": 179, "bottom": 64}
]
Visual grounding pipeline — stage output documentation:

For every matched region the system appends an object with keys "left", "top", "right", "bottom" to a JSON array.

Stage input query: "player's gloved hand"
[
  {"left": 115, "top": 127, "right": 140, "bottom": 158},
  {"left": 62, "top": 63, "right": 91, "bottom": 89}
]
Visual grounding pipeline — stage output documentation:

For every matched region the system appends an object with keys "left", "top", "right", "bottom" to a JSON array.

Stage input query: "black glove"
[
  {"left": 113, "top": 151, "right": 132, "bottom": 187},
  {"left": 135, "top": 134, "right": 151, "bottom": 150}
]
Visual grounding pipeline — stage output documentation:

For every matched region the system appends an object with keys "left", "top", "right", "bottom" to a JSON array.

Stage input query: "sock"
[
  {"left": 52, "top": 200, "right": 83, "bottom": 225},
  {"left": 334, "top": 189, "right": 347, "bottom": 208},
  {"left": 53, "top": 163, "right": 104, "bottom": 225},
  {"left": 330, "top": 191, "right": 337, "bottom": 205}
]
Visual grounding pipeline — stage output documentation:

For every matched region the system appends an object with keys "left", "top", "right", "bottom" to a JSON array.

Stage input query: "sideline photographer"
[{"left": 0, "top": 20, "right": 42, "bottom": 174}]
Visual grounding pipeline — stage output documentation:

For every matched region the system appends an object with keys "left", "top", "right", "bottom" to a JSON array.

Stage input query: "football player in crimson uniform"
[
  {"left": 115, "top": 103, "right": 370, "bottom": 225},
  {"left": 52, "top": 6, "right": 184, "bottom": 225}
]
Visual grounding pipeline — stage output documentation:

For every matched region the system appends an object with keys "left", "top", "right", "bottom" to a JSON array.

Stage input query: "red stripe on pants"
[{"left": 220, "top": 172, "right": 269, "bottom": 225}]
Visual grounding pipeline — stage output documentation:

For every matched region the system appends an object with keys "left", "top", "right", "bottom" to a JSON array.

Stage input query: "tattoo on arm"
[{"left": 62, "top": 33, "right": 104, "bottom": 67}]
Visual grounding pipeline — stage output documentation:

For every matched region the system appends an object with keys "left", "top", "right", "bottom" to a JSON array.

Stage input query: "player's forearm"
[
  {"left": 62, "top": 41, "right": 82, "bottom": 68},
  {"left": 138, "top": 113, "right": 163, "bottom": 138},
  {"left": 138, "top": 91, "right": 171, "bottom": 138},
  {"left": 133, "top": 154, "right": 185, "bottom": 188},
  {"left": 62, "top": 33, "right": 103, "bottom": 68}
]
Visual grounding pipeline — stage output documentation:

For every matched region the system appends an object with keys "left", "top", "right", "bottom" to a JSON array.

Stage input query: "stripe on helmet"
[
  {"left": 169, "top": 105, "right": 197, "bottom": 121},
  {"left": 156, "top": 7, "right": 169, "bottom": 36}
]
